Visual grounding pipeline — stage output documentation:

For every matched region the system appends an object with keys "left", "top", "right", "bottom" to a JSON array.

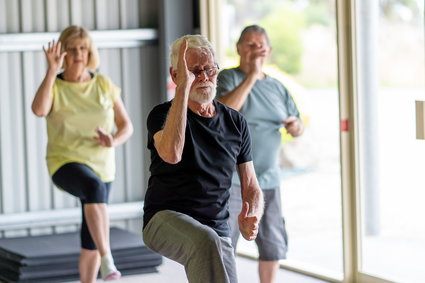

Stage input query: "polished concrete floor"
[{"left": 70, "top": 256, "right": 330, "bottom": 283}]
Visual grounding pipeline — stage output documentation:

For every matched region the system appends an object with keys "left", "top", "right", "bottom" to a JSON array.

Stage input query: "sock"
[{"left": 100, "top": 253, "right": 119, "bottom": 280}]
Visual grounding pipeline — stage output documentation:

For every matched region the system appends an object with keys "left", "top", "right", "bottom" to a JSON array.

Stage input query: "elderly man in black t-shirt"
[{"left": 142, "top": 35, "right": 264, "bottom": 283}]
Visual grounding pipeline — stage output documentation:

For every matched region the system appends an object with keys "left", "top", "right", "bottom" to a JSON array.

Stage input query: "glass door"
[
  {"left": 218, "top": 0, "right": 343, "bottom": 280},
  {"left": 355, "top": 0, "right": 425, "bottom": 282}
]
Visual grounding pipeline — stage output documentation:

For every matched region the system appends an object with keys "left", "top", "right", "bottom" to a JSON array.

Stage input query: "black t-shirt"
[{"left": 143, "top": 100, "right": 252, "bottom": 236}]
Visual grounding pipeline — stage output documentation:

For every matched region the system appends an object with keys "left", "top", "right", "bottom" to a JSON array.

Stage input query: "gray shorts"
[{"left": 228, "top": 185, "right": 288, "bottom": 261}]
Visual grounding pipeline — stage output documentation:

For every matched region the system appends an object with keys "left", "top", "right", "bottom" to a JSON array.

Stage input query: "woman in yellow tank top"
[{"left": 31, "top": 25, "right": 133, "bottom": 282}]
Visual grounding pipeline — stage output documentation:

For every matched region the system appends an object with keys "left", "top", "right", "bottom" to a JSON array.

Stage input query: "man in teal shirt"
[{"left": 217, "top": 25, "right": 304, "bottom": 283}]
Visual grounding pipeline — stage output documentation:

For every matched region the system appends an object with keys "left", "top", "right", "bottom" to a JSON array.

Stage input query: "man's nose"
[
  {"left": 249, "top": 42, "right": 262, "bottom": 49},
  {"left": 198, "top": 70, "right": 208, "bottom": 81}
]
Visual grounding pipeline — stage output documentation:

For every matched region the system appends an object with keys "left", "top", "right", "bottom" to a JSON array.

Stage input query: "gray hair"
[
  {"left": 237, "top": 25, "right": 271, "bottom": 47},
  {"left": 170, "top": 34, "right": 216, "bottom": 70}
]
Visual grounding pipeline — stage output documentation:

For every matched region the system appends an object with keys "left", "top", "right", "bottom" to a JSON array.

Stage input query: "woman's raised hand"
[{"left": 43, "top": 40, "right": 67, "bottom": 72}]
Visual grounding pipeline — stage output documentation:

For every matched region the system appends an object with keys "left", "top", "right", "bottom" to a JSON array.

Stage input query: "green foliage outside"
[
  {"left": 224, "top": 0, "right": 424, "bottom": 88},
  {"left": 259, "top": 5, "right": 304, "bottom": 74},
  {"left": 224, "top": 0, "right": 335, "bottom": 78}
]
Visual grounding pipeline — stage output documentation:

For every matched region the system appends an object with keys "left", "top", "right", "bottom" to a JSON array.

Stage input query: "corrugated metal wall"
[{"left": 0, "top": 0, "right": 161, "bottom": 237}]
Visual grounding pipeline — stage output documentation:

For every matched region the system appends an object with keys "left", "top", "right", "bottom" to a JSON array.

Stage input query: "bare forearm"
[
  {"left": 155, "top": 85, "right": 189, "bottom": 163},
  {"left": 32, "top": 69, "right": 57, "bottom": 116},
  {"left": 237, "top": 161, "right": 264, "bottom": 218},
  {"left": 217, "top": 73, "right": 257, "bottom": 111},
  {"left": 242, "top": 185, "right": 264, "bottom": 219},
  {"left": 237, "top": 161, "right": 263, "bottom": 240},
  {"left": 112, "top": 122, "right": 133, "bottom": 147}
]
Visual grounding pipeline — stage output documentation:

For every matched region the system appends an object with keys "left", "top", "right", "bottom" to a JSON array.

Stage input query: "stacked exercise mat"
[{"left": 0, "top": 227, "right": 162, "bottom": 282}]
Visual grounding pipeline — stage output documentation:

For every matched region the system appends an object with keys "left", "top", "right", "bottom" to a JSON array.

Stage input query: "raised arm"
[
  {"left": 237, "top": 161, "right": 264, "bottom": 241},
  {"left": 153, "top": 40, "right": 195, "bottom": 164},
  {"left": 216, "top": 71, "right": 257, "bottom": 111},
  {"left": 217, "top": 48, "right": 265, "bottom": 111},
  {"left": 32, "top": 41, "right": 67, "bottom": 117}
]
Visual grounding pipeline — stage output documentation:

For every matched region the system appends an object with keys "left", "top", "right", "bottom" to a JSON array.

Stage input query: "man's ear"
[
  {"left": 169, "top": 67, "right": 177, "bottom": 84},
  {"left": 236, "top": 43, "right": 241, "bottom": 56}
]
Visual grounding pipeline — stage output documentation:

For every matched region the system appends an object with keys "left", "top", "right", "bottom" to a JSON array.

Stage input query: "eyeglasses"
[{"left": 189, "top": 65, "right": 220, "bottom": 78}]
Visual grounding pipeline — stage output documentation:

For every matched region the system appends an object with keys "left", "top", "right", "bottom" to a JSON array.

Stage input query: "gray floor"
[{"left": 74, "top": 256, "right": 329, "bottom": 283}]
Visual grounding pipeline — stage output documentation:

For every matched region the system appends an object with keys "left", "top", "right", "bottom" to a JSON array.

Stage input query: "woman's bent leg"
[{"left": 53, "top": 163, "right": 119, "bottom": 280}]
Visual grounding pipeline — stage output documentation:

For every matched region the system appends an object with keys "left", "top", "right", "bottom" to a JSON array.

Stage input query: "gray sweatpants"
[{"left": 143, "top": 210, "right": 238, "bottom": 283}]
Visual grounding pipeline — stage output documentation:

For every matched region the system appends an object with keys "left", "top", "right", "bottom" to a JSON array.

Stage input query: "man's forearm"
[
  {"left": 242, "top": 185, "right": 264, "bottom": 219},
  {"left": 237, "top": 161, "right": 265, "bottom": 219},
  {"left": 155, "top": 85, "right": 189, "bottom": 164},
  {"left": 217, "top": 73, "right": 257, "bottom": 111}
]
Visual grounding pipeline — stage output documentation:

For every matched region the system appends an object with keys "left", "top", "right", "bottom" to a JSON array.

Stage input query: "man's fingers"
[
  {"left": 242, "top": 227, "right": 259, "bottom": 241},
  {"left": 178, "top": 39, "right": 188, "bottom": 64},
  {"left": 240, "top": 201, "right": 249, "bottom": 219},
  {"left": 238, "top": 205, "right": 260, "bottom": 241},
  {"left": 283, "top": 116, "right": 297, "bottom": 125},
  {"left": 254, "top": 50, "right": 266, "bottom": 57},
  {"left": 182, "top": 39, "right": 187, "bottom": 52},
  {"left": 246, "top": 215, "right": 258, "bottom": 224}
]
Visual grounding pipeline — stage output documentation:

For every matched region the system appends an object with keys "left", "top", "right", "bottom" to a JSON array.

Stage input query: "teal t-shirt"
[{"left": 216, "top": 67, "right": 300, "bottom": 189}]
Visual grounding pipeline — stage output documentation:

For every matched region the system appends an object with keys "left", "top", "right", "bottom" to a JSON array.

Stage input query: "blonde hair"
[
  {"left": 58, "top": 25, "right": 100, "bottom": 70},
  {"left": 170, "top": 34, "right": 216, "bottom": 70}
]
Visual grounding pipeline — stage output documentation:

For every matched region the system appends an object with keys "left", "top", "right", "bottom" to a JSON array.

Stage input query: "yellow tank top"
[{"left": 46, "top": 73, "right": 120, "bottom": 182}]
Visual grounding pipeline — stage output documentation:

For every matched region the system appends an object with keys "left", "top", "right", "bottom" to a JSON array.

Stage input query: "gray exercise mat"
[
  {"left": 0, "top": 227, "right": 162, "bottom": 282},
  {"left": 0, "top": 227, "right": 153, "bottom": 264}
]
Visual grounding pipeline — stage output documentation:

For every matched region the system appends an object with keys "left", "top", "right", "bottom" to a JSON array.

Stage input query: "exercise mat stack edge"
[{"left": 0, "top": 227, "right": 162, "bottom": 282}]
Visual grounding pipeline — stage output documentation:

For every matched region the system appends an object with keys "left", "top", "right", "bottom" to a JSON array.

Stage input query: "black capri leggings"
[{"left": 52, "top": 162, "right": 111, "bottom": 250}]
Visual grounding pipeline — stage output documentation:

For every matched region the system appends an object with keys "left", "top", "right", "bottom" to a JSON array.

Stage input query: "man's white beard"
[{"left": 189, "top": 83, "right": 216, "bottom": 104}]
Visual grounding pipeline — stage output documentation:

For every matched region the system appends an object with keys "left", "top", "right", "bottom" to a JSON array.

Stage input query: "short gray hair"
[
  {"left": 170, "top": 34, "right": 216, "bottom": 70},
  {"left": 237, "top": 25, "right": 270, "bottom": 47}
]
